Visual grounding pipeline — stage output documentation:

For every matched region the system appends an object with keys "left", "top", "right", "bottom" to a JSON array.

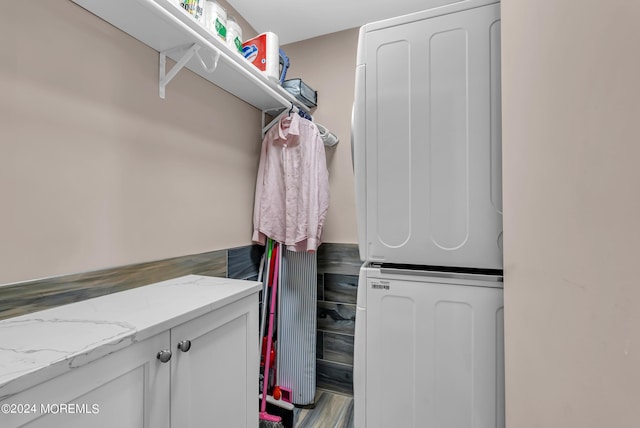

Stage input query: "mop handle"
[
  {"left": 260, "top": 242, "right": 280, "bottom": 413},
  {"left": 259, "top": 238, "right": 275, "bottom": 343}
]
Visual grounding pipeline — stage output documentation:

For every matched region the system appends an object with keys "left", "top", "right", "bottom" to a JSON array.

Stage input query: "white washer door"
[{"left": 364, "top": 272, "right": 504, "bottom": 428}]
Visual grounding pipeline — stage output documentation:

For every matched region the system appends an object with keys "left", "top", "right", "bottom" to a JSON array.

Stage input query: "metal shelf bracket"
[
  {"left": 159, "top": 44, "right": 221, "bottom": 99},
  {"left": 196, "top": 49, "right": 221, "bottom": 73}
]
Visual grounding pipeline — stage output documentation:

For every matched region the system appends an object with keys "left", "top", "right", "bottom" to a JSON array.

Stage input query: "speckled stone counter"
[{"left": 0, "top": 274, "right": 261, "bottom": 400}]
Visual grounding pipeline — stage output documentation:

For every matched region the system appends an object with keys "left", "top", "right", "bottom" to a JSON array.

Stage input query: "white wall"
[
  {"left": 284, "top": 29, "right": 360, "bottom": 245},
  {"left": 502, "top": 1, "right": 640, "bottom": 426},
  {"left": 0, "top": 0, "right": 261, "bottom": 285}
]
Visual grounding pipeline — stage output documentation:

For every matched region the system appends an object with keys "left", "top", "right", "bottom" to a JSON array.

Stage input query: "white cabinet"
[
  {"left": 170, "top": 294, "right": 258, "bottom": 428},
  {"left": 0, "top": 275, "right": 260, "bottom": 428},
  {"left": 1, "top": 332, "right": 171, "bottom": 428}
]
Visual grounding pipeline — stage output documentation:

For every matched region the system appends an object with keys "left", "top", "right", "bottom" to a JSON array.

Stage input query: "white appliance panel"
[
  {"left": 490, "top": 19, "right": 503, "bottom": 224},
  {"left": 354, "top": 266, "right": 504, "bottom": 428},
  {"left": 375, "top": 40, "right": 412, "bottom": 248},
  {"left": 429, "top": 27, "right": 469, "bottom": 250},
  {"left": 354, "top": 1, "right": 503, "bottom": 268}
]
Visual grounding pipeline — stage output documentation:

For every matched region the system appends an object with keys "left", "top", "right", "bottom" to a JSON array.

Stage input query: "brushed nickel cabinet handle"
[
  {"left": 157, "top": 349, "right": 172, "bottom": 363},
  {"left": 177, "top": 340, "right": 192, "bottom": 352}
]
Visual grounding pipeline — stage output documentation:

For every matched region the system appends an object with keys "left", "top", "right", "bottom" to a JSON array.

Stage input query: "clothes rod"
[{"left": 262, "top": 104, "right": 307, "bottom": 137}]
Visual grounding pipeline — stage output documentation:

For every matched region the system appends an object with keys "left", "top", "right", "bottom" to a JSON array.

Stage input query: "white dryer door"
[{"left": 361, "top": 3, "right": 503, "bottom": 268}]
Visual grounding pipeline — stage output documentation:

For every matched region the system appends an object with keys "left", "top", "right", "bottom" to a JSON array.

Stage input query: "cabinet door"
[
  {"left": 0, "top": 332, "right": 171, "bottom": 428},
  {"left": 170, "top": 294, "right": 259, "bottom": 428},
  {"left": 365, "top": 275, "right": 504, "bottom": 428},
  {"left": 363, "top": 4, "right": 503, "bottom": 269}
]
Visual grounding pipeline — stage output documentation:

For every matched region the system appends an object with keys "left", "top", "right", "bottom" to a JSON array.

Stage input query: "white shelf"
[{"left": 71, "top": 0, "right": 309, "bottom": 112}]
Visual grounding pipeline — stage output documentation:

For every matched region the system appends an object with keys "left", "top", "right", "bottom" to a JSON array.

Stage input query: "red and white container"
[{"left": 242, "top": 32, "right": 280, "bottom": 82}]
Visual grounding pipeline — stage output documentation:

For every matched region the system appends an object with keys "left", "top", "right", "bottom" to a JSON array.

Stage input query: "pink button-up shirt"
[{"left": 252, "top": 114, "right": 329, "bottom": 252}]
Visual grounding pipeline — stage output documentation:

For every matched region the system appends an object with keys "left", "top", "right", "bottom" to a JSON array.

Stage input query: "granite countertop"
[{"left": 0, "top": 275, "right": 261, "bottom": 400}]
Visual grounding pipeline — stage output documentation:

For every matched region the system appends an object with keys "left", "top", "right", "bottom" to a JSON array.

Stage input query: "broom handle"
[
  {"left": 259, "top": 239, "right": 273, "bottom": 343},
  {"left": 260, "top": 242, "right": 280, "bottom": 413}
]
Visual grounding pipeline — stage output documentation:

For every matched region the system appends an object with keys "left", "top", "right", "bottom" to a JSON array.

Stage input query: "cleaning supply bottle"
[
  {"left": 205, "top": 0, "right": 227, "bottom": 42},
  {"left": 226, "top": 16, "right": 243, "bottom": 54},
  {"left": 179, "top": 0, "right": 203, "bottom": 23}
]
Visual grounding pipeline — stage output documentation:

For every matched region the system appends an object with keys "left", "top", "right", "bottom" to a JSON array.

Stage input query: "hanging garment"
[{"left": 253, "top": 113, "right": 329, "bottom": 252}]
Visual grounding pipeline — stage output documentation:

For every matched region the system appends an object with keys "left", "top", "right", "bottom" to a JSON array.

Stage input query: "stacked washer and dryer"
[{"left": 351, "top": 1, "right": 504, "bottom": 427}]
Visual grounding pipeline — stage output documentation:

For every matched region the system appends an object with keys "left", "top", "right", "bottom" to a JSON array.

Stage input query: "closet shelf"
[{"left": 71, "top": 0, "right": 310, "bottom": 112}]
